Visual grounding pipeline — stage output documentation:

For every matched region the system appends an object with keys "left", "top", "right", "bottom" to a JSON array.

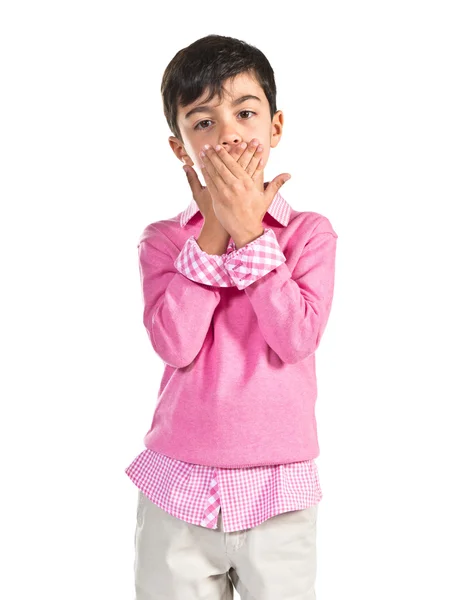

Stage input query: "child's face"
[{"left": 169, "top": 71, "right": 284, "bottom": 181}]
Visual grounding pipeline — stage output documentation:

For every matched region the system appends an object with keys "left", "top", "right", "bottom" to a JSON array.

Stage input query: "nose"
[
  {"left": 218, "top": 130, "right": 243, "bottom": 151},
  {"left": 221, "top": 139, "right": 243, "bottom": 152}
]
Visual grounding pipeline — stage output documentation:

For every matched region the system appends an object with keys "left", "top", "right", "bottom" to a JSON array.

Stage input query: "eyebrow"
[{"left": 184, "top": 94, "right": 262, "bottom": 120}]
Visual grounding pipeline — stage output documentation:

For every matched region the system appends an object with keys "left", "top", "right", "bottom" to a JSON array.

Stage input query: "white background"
[{"left": 1, "top": 1, "right": 452, "bottom": 598}]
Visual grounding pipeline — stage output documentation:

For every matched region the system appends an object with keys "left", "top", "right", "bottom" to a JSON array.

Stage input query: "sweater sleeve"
[
  {"left": 241, "top": 218, "right": 338, "bottom": 364},
  {"left": 138, "top": 228, "right": 222, "bottom": 368}
]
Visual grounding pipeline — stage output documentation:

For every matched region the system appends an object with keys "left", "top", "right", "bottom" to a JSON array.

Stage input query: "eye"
[
  {"left": 194, "top": 110, "right": 256, "bottom": 131},
  {"left": 238, "top": 110, "right": 255, "bottom": 120}
]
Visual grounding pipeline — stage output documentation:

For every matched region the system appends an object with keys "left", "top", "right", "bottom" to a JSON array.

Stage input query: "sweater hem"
[{"left": 142, "top": 443, "right": 320, "bottom": 468}]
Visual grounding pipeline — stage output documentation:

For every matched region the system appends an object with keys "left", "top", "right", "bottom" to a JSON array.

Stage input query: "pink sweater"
[
  {"left": 138, "top": 187, "right": 338, "bottom": 468},
  {"left": 125, "top": 189, "right": 326, "bottom": 532}
]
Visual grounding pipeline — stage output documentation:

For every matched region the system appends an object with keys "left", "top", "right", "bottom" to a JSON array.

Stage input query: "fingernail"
[{"left": 240, "top": 142, "right": 247, "bottom": 149}]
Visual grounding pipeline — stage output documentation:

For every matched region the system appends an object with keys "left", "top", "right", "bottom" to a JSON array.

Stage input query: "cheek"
[
  {"left": 187, "top": 146, "right": 204, "bottom": 168},
  {"left": 260, "top": 147, "right": 270, "bottom": 166}
]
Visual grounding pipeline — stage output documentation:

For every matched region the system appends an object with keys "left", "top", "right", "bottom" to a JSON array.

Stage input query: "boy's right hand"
[{"left": 182, "top": 139, "right": 264, "bottom": 225}]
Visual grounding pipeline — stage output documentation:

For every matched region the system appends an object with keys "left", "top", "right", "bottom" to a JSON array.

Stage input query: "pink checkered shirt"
[{"left": 125, "top": 184, "right": 323, "bottom": 533}]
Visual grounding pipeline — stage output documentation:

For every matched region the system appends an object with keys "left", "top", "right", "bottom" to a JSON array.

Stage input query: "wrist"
[
  {"left": 196, "top": 218, "right": 231, "bottom": 255},
  {"left": 233, "top": 227, "right": 265, "bottom": 250}
]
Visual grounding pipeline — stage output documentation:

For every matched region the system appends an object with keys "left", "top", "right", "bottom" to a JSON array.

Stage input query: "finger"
[
  {"left": 228, "top": 144, "right": 243, "bottom": 159},
  {"left": 222, "top": 142, "right": 257, "bottom": 168},
  {"left": 251, "top": 156, "right": 264, "bottom": 182},
  {"left": 183, "top": 165, "right": 203, "bottom": 195},
  {"left": 214, "top": 144, "right": 242, "bottom": 163},
  {"left": 202, "top": 146, "right": 239, "bottom": 187},
  {"left": 207, "top": 145, "right": 250, "bottom": 186},
  {"left": 244, "top": 143, "right": 264, "bottom": 176},
  {"left": 199, "top": 153, "right": 219, "bottom": 191},
  {"left": 237, "top": 139, "right": 262, "bottom": 172},
  {"left": 226, "top": 146, "right": 245, "bottom": 168}
]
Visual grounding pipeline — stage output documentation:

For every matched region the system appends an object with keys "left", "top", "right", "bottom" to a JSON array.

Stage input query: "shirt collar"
[{"left": 179, "top": 182, "right": 292, "bottom": 228}]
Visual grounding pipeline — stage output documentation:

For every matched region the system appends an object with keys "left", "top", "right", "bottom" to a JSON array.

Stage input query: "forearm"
[{"left": 196, "top": 217, "right": 231, "bottom": 255}]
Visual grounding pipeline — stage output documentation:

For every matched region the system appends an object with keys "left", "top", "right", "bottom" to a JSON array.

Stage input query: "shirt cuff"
[
  {"left": 223, "top": 228, "right": 286, "bottom": 290},
  {"left": 174, "top": 235, "right": 234, "bottom": 287}
]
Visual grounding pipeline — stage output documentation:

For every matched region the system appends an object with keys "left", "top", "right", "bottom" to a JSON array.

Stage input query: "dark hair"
[{"left": 161, "top": 34, "right": 277, "bottom": 144}]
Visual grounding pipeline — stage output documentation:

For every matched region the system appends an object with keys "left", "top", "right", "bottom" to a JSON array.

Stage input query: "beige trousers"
[{"left": 134, "top": 489, "right": 318, "bottom": 599}]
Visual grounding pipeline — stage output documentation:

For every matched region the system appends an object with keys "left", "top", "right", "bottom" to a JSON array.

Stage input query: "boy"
[{"left": 125, "top": 34, "right": 338, "bottom": 600}]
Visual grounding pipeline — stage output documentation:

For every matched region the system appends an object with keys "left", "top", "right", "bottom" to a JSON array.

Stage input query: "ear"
[
  {"left": 168, "top": 136, "right": 195, "bottom": 167},
  {"left": 270, "top": 110, "right": 284, "bottom": 149}
]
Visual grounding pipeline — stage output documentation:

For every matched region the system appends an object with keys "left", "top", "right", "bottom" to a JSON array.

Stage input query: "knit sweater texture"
[{"left": 138, "top": 188, "right": 338, "bottom": 467}]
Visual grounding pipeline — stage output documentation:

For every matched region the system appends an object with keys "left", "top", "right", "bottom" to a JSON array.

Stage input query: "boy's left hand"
[{"left": 199, "top": 142, "right": 291, "bottom": 249}]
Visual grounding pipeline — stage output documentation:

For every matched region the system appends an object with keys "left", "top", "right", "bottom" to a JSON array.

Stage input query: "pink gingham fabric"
[
  {"left": 174, "top": 227, "right": 286, "bottom": 290},
  {"left": 125, "top": 449, "right": 322, "bottom": 532},
  {"left": 125, "top": 184, "right": 330, "bottom": 532}
]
